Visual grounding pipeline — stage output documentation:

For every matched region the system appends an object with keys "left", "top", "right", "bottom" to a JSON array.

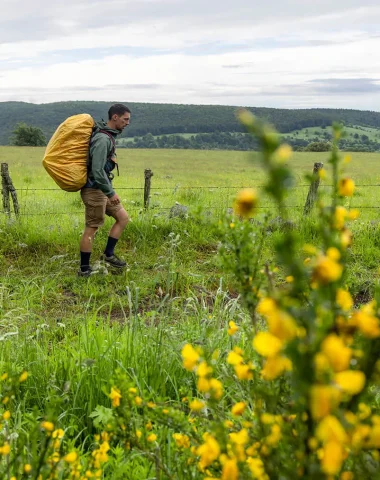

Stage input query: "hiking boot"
[
  {"left": 77, "top": 267, "right": 94, "bottom": 277},
  {"left": 101, "top": 254, "right": 126, "bottom": 269}
]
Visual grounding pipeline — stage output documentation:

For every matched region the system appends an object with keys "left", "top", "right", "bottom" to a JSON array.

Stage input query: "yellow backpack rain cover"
[{"left": 42, "top": 114, "right": 95, "bottom": 192}]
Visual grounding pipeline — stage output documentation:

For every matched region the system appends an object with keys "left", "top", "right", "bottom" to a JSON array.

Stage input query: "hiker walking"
[{"left": 79, "top": 104, "right": 131, "bottom": 276}]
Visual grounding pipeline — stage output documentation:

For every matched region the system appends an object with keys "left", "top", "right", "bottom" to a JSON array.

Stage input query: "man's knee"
[{"left": 116, "top": 210, "right": 129, "bottom": 228}]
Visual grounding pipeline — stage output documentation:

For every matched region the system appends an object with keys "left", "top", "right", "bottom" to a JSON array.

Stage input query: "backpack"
[{"left": 42, "top": 114, "right": 116, "bottom": 192}]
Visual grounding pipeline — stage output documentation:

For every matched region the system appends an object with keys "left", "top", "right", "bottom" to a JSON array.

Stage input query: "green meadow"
[{"left": 0, "top": 145, "right": 380, "bottom": 478}]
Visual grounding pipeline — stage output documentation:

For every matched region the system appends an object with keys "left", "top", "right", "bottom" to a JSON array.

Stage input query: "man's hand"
[{"left": 109, "top": 193, "right": 120, "bottom": 205}]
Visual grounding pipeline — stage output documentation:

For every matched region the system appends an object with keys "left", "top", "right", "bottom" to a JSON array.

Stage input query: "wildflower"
[
  {"left": 197, "top": 361, "right": 212, "bottom": 378},
  {"left": 221, "top": 458, "right": 239, "bottom": 480},
  {"left": 234, "top": 363, "right": 254, "bottom": 380},
  {"left": 145, "top": 421, "right": 153, "bottom": 431},
  {"left": 234, "top": 188, "right": 258, "bottom": 217},
  {"left": 246, "top": 457, "right": 266, "bottom": 478},
  {"left": 128, "top": 387, "right": 137, "bottom": 394},
  {"left": 313, "top": 254, "right": 343, "bottom": 284},
  {"left": 275, "top": 144, "right": 292, "bottom": 162},
  {"left": 333, "top": 206, "right": 347, "bottom": 230},
  {"left": 316, "top": 415, "right": 348, "bottom": 444},
  {"left": 109, "top": 387, "right": 122, "bottom": 408},
  {"left": 135, "top": 396, "right": 143, "bottom": 406},
  {"left": 210, "top": 378, "right": 223, "bottom": 399},
  {"left": 182, "top": 344, "right": 200, "bottom": 371},
  {"left": 136, "top": 430, "right": 142, "bottom": 439},
  {"left": 64, "top": 451, "right": 78, "bottom": 463},
  {"left": 197, "top": 434, "right": 220, "bottom": 469},
  {"left": 266, "top": 311, "right": 297, "bottom": 342},
  {"left": 352, "top": 310, "right": 380, "bottom": 338},
  {"left": 228, "top": 321, "right": 239, "bottom": 336},
  {"left": 318, "top": 168, "right": 326, "bottom": 179},
  {"left": 0, "top": 443, "right": 10, "bottom": 455},
  {"left": 2, "top": 411, "right": 10, "bottom": 421},
  {"left": 189, "top": 399, "right": 205, "bottom": 412},
  {"left": 229, "top": 428, "right": 249, "bottom": 446},
  {"left": 24, "top": 464, "right": 32, "bottom": 473},
  {"left": 321, "top": 441, "right": 344, "bottom": 476},
  {"left": 309, "top": 385, "right": 341, "bottom": 420},
  {"left": 261, "top": 356, "right": 292, "bottom": 381},
  {"left": 147, "top": 433, "right": 157, "bottom": 442},
  {"left": 334, "top": 370, "right": 365, "bottom": 395},
  {"left": 285, "top": 275, "right": 294, "bottom": 283},
  {"left": 341, "top": 473, "right": 354, "bottom": 480},
  {"left": 348, "top": 209, "right": 359, "bottom": 220},
  {"left": 253, "top": 332, "right": 282, "bottom": 358},
  {"left": 52, "top": 429, "right": 65, "bottom": 439},
  {"left": 197, "top": 377, "right": 211, "bottom": 393},
  {"left": 336, "top": 289, "right": 353, "bottom": 311},
  {"left": 173, "top": 433, "right": 190, "bottom": 449},
  {"left": 41, "top": 421, "right": 54, "bottom": 431},
  {"left": 338, "top": 178, "right": 355, "bottom": 197},
  {"left": 227, "top": 350, "right": 243, "bottom": 366},
  {"left": 231, "top": 402, "right": 246, "bottom": 416},
  {"left": 1, "top": 373, "right": 8, "bottom": 381},
  {"left": 19, "top": 371, "right": 28, "bottom": 382},
  {"left": 320, "top": 334, "right": 352, "bottom": 372}
]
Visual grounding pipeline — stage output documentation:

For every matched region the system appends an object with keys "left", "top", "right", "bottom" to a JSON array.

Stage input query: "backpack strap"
[{"left": 98, "top": 130, "right": 116, "bottom": 160}]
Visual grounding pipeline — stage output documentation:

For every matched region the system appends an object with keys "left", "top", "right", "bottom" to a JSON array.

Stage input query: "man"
[{"left": 78, "top": 103, "right": 131, "bottom": 276}]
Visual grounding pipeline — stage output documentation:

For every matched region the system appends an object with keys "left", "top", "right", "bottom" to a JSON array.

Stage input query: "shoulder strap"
[{"left": 99, "top": 130, "right": 116, "bottom": 153}]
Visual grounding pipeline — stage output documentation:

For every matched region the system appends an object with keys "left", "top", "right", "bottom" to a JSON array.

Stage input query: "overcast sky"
[{"left": 1, "top": 0, "right": 380, "bottom": 109}]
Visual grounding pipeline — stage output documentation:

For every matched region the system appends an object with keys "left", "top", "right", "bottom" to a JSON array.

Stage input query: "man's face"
[{"left": 113, "top": 112, "right": 131, "bottom": 130}]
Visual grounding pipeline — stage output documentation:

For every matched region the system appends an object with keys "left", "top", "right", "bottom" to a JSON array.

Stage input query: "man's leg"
[
  {"left": 102, "top": 207, "right": 129, "bottom": 267},
  {"left": 79, "top": 226, "right": 98, "bottom": 272}
]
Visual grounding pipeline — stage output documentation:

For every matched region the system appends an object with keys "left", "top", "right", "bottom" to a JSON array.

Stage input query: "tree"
[
  {"left": 305, "top": 141, "right": 332, "bottom": 152},
  {"left": 11, "top": 123, "right": 46, "bottom": 146}
]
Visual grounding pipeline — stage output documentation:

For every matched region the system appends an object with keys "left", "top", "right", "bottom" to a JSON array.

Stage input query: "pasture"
[{"left": 0, "top": 142, "right": 380, "bottom": 479}]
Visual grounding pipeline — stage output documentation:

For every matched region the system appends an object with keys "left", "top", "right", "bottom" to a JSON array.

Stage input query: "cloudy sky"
[{"left": 1, "top": 0, "right": 380, "bottom": 109}]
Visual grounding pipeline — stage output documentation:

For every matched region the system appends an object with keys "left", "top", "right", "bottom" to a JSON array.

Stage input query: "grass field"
[{"left": 0, "top": 144, "right": 380, "bottom": 478}]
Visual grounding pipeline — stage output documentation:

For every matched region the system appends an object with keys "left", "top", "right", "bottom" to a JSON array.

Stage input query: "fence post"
[
  {"left": 144, "top": 169, "right": 153, "bottom": 209},
  {"left": 304, "top": 162, "right": 323, "bottom": 215},
  {"left": 1, "top": 163, "right": 19, "bottom": 217}
]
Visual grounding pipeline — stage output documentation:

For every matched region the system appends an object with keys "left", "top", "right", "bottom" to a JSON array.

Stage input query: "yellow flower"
[
  {"left": 52, "top": 429, "right": 64, "bottom": 439},
  {"left": 266, "top": 311, "right": 297, "bottom": 342},
  {"left": 285, "top": 275, "right": 294, "bottom": 283},
  {"left": 348, "top": 209, "right": 359, "bottom": 220},
  {"left": 313, "top": 255, "right": 343, "bottom": 284},
  {"left": 261, "top": 356, "right": 292, "bottom": 381},
  {"left": 253, "top": 332, "right": 282, "bottom": 358},
  {"left": 234, "top": 364, "right": 253, "bottom": 380},
  {"left": 338, "top": 178, "right": 355, "bottom": 197},
  {"left": 197, "top": 434, "right": 220, "bottom": 469},
  {"left": 24, "top": 464, "right": 32, "bottom": 473},
  {"left": 257, "top": 297, "right": 277, "bottom": 316},
  {"left": 321, "top": 440, "right": 344, "bottom": 475},
  {"left": 197, "top": 377, "right": 211, "bottom": 393},
  {"left": 275, "top": 143, "right": 293, "bottom": 162},
  {"left": 41, "top": 421, "right": 54, "bottom": 431},
  {"left": 229, "top": 428, "right": 249, "bottom": 446},
  {"left": 1, "top": 373, "right": 8, "bottom": 381},
  {"left": 181, "top": 344, "right": 200, "bottom": 371},
  {"left": 221, "top": 458, "right": 239, "bottom": 480},
  {"left": 147, "top": 433, "right": 157, "bottom": 442},
  {"left": 19, "top": 371, "right": 28, "bottom": 383},
  {"left": 0, "top": 443, "right": 10, "bottom": 455},
  {"left": 309, "top": 385, "right": 341, "bottom": 420},
  {"left": 64, "top": 451, "right": 78, "bottom": 463},
  {"left": 173, "top": 433, "right": 190, "bottom": 449},
  {"left": 231, "top": 402, "right": 246, "bottom": 416},
  {"left": 109, "top": 387, "right": 122, "bottom": 408},
  {"left": 336, "top": 288, "right": 353, "bottom": 311},
  {"left": 333, "top": 206, "right": 347, "bottom": 230},
  {"left": 2, "top": 411, "right": 10, "bottom": 421},
  {"left": 227, "top": 350, "right": 243, "bottom": 366},
  {"left": 318, "top": 168, "right": 327, "bottom": 179},
  {"left": 135, "top": 396, "right": 143, "bottom": 406},
  {"left": 334, "top": 370, "right": 365, "bottom": 395},
  {"left": 340, "top": 472, "right": 354, "bottom": 480},
  {"left": 128, "top": 387, "right": 137, "bottom": 394},
  {"left": 320, "top": 334, "right": 352, "bottom": 372},
  {"left": 210, "top": 378, "right": 223, "bottom": 400},
  {"left": 136, "top": 430, "right": 142, "bottom": 439},
  {"left": 189, "top": 399, "right": 205, "bottom": 412},
  {"left": 197, "top": 361, "right": 212, "bottom": 378},
  {"left": 234, "top": 188, "right": 258, "bottom": 217},
  {"left": 352, "top": 310, "right": 380, "bottom": 338},
  {"left": 316, "top": 415, "right": 348, "bottom": 444},
  {"left": 228, "top": 321, "right": 239, "bottom": 336}
]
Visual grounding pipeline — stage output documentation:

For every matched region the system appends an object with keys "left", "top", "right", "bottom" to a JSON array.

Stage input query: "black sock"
[
  {"left": 104, "top": 237, "right": 118, "bottom": 257},
  {"left": 80, "top": 252, "right": 91, "bottom": 272}
]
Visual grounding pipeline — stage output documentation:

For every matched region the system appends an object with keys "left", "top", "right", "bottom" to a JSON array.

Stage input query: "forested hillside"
[{"left": 2, "top": 100, "right": 380, "bottom": 146}]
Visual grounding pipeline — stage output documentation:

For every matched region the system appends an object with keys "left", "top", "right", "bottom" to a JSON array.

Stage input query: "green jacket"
[{"left": 86, "top": 121, "right": 121, "bottom": 197}]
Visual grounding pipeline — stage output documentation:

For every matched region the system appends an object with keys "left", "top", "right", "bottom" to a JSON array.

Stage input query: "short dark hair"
[{"left": 108, "top": 103, "right": 131, "bottom": 120}]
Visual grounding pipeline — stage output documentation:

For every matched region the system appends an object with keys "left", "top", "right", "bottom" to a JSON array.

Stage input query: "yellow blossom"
[
  {"left": 190, "top": 399, "right": 205, "bottom": 412},
  {"left": 321, "top": 440, "right": 344, "bottom": 476},
  {"left": 316, "top": 415, "right": 348, "bottom": 444},
  {"left": 334, "top": 206, "right": 347, "bottom": 230},
  {"left": 231, "top": 402, "right": 246, "bottom": 416},
  {"left": 276, "top": 144, "right": 293, "bottom": 162},
  {"left": 173, "top": 433, "right": 190, "bottom": 449},
  {"left": 41, "top": 421, "right": 54, "bottom": 431},
  {"left": 321, "top": 334, "right": 352, "bottom": 372},
  {"left": 52, "top": 429, "right": 64, "bottom": 439},
  {"left": 261, "top": 356, "right": 292, "bottom": 381},
  {"left": 338, "top": 178, "right": 355, "bottom": 197},
  {"left": 2, "top": 411, "right": 10, "bottom": 421},
  {"left": 266, "top": 311, "right": 298, "bottom": 342},
  {"left": 135, "top": 396, "right": 143, "bottom": 406},
  {"left": 310, "top": 385, "right": 341, "bottom": 420},
  {"left": 19, "top": 371, "right": 28, "bottom": 382},
  {"left": 318, "top": 168, "right": 327, "bottom": 179},
  {"left": 197, "top": 377, "right": 211, "bottom": 393},
  {"left": 64, "top": 451, "right": 78, "bottom": 463},
  {"left": 197, "top": 434, "right": 220, "bottom": 470},
  {"left": 253, "top": 332, "right": 283, "bottom": 358},
  {"left": 197, "top": 361, "right": 212, "bottom": 378},
  {"left": 234, "top": 188, "right": 258, "bottom": 217},
  {"left": 340, "top": 472, "right": 354, "bottom": 480},
  {"left": 228, "top": 321, "right": 239, "bottom": 336},
  {"left": 147, "top": 433, "right": 157, "bottom": 442},
  {"left": 210, "top": 378, "right": 223, "bottom": 400},
  {"left": 221, "top": 458, "right": 239, "bottom": 480},
  {"left": 1, "top": 373, "right": 8, "bottom": 381},
  {"left": 227, "top": 351, "right": 243, "bottom": 366},
  {"left": 24, "top": 464, "right": 32, "bottom": 473},
  {"left": 257, "top": 297, "right": 277, "bottom": 316},
  {"left": 285, "top": 275, "right": 294, "bottom": 283},
  {"left": 352, "top": 310, "right": 380, "bottom": 338},
  {"left": 348, "top": 209, "right": 359, "bottom": 220},
  {"left": 313, "top": 255, "right": 343, "bottom": 284},
  {"left": 334, "top": 370, "right": 365, "bottom": 395},
  {"left": 128, "top": 387, "right": 137, "bottom": 394},
  {"left": 109, "top": 387, "right": 122, "bottom": 408},
  {"left": 182, "top": 344, "right": 200, "bottom": 371},
  {"left": 336, "top": 289, "right": 353, "bottom": 311},
  {"left": 0, "top": 443, "right": 10, "bottom": 455},
  {"left": 136, "top": 430, "right": 142, "bottom": 439},
  {"left": 234, "top": 363, "right": 254, "bottom": 380}
]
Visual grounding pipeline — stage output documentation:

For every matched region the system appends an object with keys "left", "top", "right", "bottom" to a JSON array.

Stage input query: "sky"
[{"left": 1, "top": 0, "right": 380, "bottom": 110}]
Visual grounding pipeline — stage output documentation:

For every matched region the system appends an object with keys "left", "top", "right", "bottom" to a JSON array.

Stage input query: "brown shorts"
[{"left": 81, "top": 188, "right": 123, "bottom": 228}]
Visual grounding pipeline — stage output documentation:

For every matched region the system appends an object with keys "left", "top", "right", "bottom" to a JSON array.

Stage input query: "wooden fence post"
[
  {"left": 1, "top": 163, "right": 19, "bottom": 217},
  {"left": 144, "top": 169, "right": 153, "bottom": 209},
  {"left": 304, "top": 162, "right": 323, "bottom": 215}
]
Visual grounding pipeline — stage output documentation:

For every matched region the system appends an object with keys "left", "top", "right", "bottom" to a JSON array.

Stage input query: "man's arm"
[{"left": 89, "top": 135, "right": 115, "bottom": 198}]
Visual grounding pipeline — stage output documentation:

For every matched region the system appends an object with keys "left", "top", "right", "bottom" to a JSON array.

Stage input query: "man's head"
[{"left": 107, "top": 103, "right": 131, "bottom": 131}]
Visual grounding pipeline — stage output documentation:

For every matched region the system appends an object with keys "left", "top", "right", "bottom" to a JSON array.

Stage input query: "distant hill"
[{"left": 1, "top": 100, "right": 380, "bottom": 145}]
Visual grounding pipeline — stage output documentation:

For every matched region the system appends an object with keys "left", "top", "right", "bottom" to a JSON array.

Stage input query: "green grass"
[{"left": 283, "top": 124, "right": 380, "bottom": 142}]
